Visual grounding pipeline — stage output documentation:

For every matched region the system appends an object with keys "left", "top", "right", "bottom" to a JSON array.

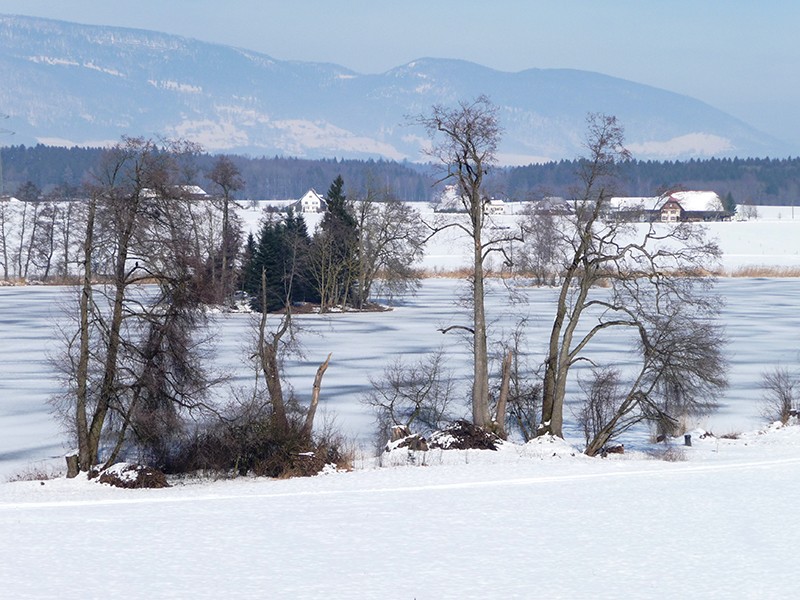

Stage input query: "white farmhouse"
[{"left": 293, "top": 189, "right": 328, "bottom": 214}]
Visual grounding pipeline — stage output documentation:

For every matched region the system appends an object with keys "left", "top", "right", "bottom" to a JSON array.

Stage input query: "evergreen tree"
[
  {"left": 723, "top": 191, "right": 737, "bottom": 214},
  {"left": 241, "top": 210, "right": 313, "bottom": 313},
  {"left": 324, "top": 175, "right": 356, "bottom": 230},
  {"left": 283, "top": 209, "right": 316, "bottom": 304},
  {"left": 247, "top": 219, "right": 285, "bottom": 313},
  {"left": 312, "top": 175, "right": 358, "bottom": 309}
]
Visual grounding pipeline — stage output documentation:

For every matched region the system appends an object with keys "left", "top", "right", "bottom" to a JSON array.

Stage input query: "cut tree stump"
[{"left": 65, "top": 455, "right": 79, "bottom": 479}]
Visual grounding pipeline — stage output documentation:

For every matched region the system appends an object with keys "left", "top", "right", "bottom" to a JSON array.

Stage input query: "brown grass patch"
[
  {"left": 6, "top": 464, "right": 63, "bottom": 482},
  {"left": 726, "top": 265, "right": 800, "bottom": 278}
]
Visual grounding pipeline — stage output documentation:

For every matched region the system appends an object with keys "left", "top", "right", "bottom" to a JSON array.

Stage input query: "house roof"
[
  {"left": 668, "top": 191, "right": 723, "bottom": 212},
  {"left": 610, "top": 191, "right": 724, "bottom": 213},
  {"left": 609, "top": 196, "right": 662, "bottom": 211},
  {"left": 300, "top": 189, "right": 325, "bottom": 203}
]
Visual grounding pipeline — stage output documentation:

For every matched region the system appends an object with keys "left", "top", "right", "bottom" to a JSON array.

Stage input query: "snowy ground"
[
  {"left": 1, "top": 205, "right": 800, "bottom": 598},
  {"left": 2, "top": 426, "right": 800, "bottom": 599},
  {"left": 239, "top": 202, "right": 800, "bottom": 273}
]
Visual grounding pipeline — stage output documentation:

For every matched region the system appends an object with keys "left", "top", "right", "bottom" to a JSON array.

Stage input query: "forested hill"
[
  {"left": 506, "top": 157, "right": 800, "bottom": 206},
  {"left": 2, "top": 144, "right": 799, "bottom": 205},
  {"left": 0, "top": 145, "right": 435, "bottom": 201}
]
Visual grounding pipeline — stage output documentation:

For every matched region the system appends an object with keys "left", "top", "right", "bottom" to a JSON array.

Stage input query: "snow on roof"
[
  {"left": 181, "top": 185, "right": 208, "bottom": 197},
  {"left": 669, "top": 191, "right": 723, "bottom": 212},
  {"left": 300, "top": 189, "right": 325, "bottom": 202},
  {"left": 610, "top": 192, "right": 724, "bottom": 213},
  {"left": 609, "top": 196, "right": 662, "bottom": 211}
]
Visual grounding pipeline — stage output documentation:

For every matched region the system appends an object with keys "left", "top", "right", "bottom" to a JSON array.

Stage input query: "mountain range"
[{"left": 0, "top": 14, "right": 790, "bottom": 164}]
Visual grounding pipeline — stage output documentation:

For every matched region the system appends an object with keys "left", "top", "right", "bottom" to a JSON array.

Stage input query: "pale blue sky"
[{"left": 3, "top": 0, "right": 799, "bottom": 149}]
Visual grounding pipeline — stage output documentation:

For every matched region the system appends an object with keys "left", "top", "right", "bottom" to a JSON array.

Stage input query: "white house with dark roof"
[
  {"left": 609, "top": 191, "right": 730, "bottom": 222},
  {"left": 293, "top": 189, "right": 327, "bottom": 214},
  {"left": 659, "top": 191, "right": 728, "bottom": 222}
]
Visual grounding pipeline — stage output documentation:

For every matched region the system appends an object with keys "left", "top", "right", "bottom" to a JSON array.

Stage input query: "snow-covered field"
[
  {"left": 239, "top": 202, "right": 800, "bottom": 273},
  {"left": 2, "top": 205, "right": 800, "bottom": 599},
  {"left": 2, "top": 428, "right": 800, "bottom": 598}
]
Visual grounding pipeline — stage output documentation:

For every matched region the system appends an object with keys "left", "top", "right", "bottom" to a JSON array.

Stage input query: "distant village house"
[
  {"left": 609, "top": 191, "right": 732, "bottom": 223},
  {"left": 486, "top": 199, "right": 506, "bottom": 215},
  {"left": 292, "top": 189, "right": 328, "bottom": 214}
]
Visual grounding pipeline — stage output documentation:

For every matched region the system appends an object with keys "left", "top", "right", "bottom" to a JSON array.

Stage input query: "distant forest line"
[{"left": 2, "top": 144, "right": 799, "bottom": 206}]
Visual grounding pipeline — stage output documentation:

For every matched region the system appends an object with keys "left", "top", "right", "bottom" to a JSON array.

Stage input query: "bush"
[
  {"left": 362, "top": 350, "right": 456, "bottom": 453},
  {"left": 760, "top": 367, "right": 798, "bottom": 424},
  {"left": 173, "top": 399, "right": 352, "bottom": 478}
]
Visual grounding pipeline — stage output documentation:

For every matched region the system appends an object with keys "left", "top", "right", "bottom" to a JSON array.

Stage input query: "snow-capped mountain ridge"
[{"left": 0, "top": 14, "right": 788, "bottom": 162}]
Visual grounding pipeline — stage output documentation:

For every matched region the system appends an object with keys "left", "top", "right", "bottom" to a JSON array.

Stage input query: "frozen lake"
[{"left": 1, "top": 276, "right": 799, "bottom": 480}]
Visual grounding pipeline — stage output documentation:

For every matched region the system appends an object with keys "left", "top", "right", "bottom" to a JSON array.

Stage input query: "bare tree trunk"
[
  {"left": 0, "top": 203, "right": 9, "bottom": 280},
  {"left": 220, "top": 196, "right": 230, "bottom": 303},
  {"left": 65, "top": 454, "right": 79, "bottom": 478},
  {"left": 22, "top": 202, "right": 40, "bottom": 279},
  {"left": 472, "top": 225, "right": 490, "bottom": 426},
  {"left": 302, "top": 353, "right": 332, "bottom": 439},
  {"left": 75, "top": 197, "right": 95, "bottom": 471},
  {"left": 495, "top": 349, "right": 513, "bottom": 437},
  {"left": 58, "top": 202, "right": 74, "bottom": 279},
  {"left": 258, "top": 268, "right": 289, "bottom": 432},
  {"left": 15, "top": 201, "right": 27, "bottom": 278},
  {"left": 84, "top": 197, "right": 139, "bottom": 468}
]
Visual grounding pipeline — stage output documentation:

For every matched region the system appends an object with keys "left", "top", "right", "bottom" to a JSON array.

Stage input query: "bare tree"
[
  {"left": 760, "top": 367, "right": 797, "bottom": 424},
  {"left": 14, "top": 181, "right": 41, "bottom": 280},
  {"left": 351, "top": 184, "right": 426, "bottom": 308},
  {"left": 0, "top": 198, "right": 11, "bottom": 280},
  {"left": 581, "top": 308, "right": 728, "bottom": 456},
  {"left": 57, "top": 137, "right": 222, "bottom": 473},
  {"left": 30, "top": 196, "right": 58, "bottom": 281},
  {"left": 252, "top": 224, "right": 331, "bottom": 441},
  {"left": 207, "top": 156, "right": 244, "bottom": 305},
  {"left": 535, "top": 114, "right": 727, "bottom": 445},
  {"left": 576, "top": 367, "right": 624, "bottom": 448},
  {"left": 416, "top": 95, "right": 519, "bottom": 431},
  {"left": 361, "top": 349, "right": 456, "bottom": 442},
  {"left": 519, "top": 202, "right": 563, "bottom": 285},
  {"left": 52, "top": 190, "right": 80, "bottom": 280},
  {"left": 495, "top": 321, "right": 542, "bottom": 442}
]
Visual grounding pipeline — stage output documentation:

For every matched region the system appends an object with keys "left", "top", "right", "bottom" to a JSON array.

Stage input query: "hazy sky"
[{"left": 3, "top": 0, "right": 799, "bottom": 149}]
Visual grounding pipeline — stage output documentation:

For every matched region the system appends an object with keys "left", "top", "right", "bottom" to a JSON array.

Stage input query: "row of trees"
[
  {"left": 0, "top": 182, "right": 83, "bottom": 282},
  {"left": 505, "top": 155, "right": 800, "bottom": 206},
  {"left": 1, "top": 144, "right": 435, "bottom": 202},
  {"left": 50, "top": 98, "right": 734, "bottom": 476},
  {"left": 371, "top": 97, "right": 729, "bottom": 456},
  {"left": 52, "top": 137, "right": 429, "bottom": 476},
  {"left": 7, "top": 143, "right": 800, "bottom": 207},
  {"left": 241, "top": 175, "right": 426, "bottom": 313}
]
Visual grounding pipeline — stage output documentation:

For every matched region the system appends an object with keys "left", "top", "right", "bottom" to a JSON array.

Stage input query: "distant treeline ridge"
[{"left": 2, "top": 144, "right": 798, "bottom": 205}]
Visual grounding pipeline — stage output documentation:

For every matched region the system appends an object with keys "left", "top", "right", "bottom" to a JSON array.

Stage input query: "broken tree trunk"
[
  {"left": 494, "top": 349, "right": 513, "bottom": 439},
  {"left": 302, "top": 353, "right": 332, "bottom": 439}
]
